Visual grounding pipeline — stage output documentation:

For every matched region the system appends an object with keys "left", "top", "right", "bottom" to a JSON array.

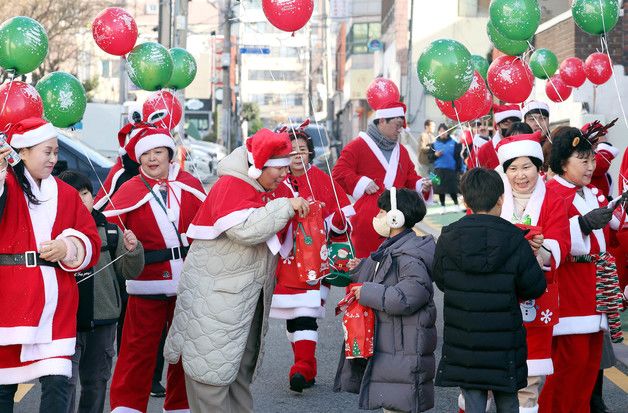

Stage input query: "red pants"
[
  {"left": 110, "top": 296, "right": 188, "bottom": 412},
  {"left": 539, "top": 332, "right": 603, "bottom": 413}
]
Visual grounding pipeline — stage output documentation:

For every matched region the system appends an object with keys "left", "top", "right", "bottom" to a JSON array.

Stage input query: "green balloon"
[
  {"left": 166, "top": 48, "right": 197, "bottom": 90},
  {"left": 470, "top": 55, "right": 490, "bottom": 80},
  {"left": 487, "top": 20, "right": 530, "bottom": 56},
  {"left": 572, "top": 0, "right": 620, "bottom": 35},
  {"left": 529, "top": 48, "right": 558, "bottom": 79},
  {"left": 0, "top": 16, "right": 48, "bottom": 75},
  {"left": 417, "top": 39, "right": 473, "bottom": 102},
  {"left": 36, "top": 72, "right": 86, "bottom": 128},
  {"left": 126, "top": 42, "right": 174, "bottom": 91},
  {"left": 490, "top": 0, "right": 541, "bottom": 41}
]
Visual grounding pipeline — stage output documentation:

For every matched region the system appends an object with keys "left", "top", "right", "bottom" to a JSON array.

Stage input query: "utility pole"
[
  {"left": 222, "top": 0, "right": 233, "bottom": 152},
  {"left": 158, "top": 0, "right": 172, "bottom": 48},
  {"left": 323, "top": 0, "right": 335, "bottom": 143}
]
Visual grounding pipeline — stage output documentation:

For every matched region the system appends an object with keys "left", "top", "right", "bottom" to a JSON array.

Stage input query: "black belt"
[
  {"left": 0, "top": 252, "right": 60, "bottom": 268},
  {"left": 144, "top": 246, "right": 188, "bottom": 265}
]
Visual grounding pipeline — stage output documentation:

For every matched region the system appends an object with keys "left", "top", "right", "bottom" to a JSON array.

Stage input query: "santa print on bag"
[{"left": 337, "top": 285, "right": 375, "bottom": 359}]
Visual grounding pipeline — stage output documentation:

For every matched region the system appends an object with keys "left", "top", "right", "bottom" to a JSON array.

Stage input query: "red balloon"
[
  {"left": 92, "top": 7, "right": 138, "bottom": 56},
  {"left": 559, "top": 57, "right": 586, "bottom": 88},
  {"left": 366, "top": 78, "right": 400, "bottom": 110},
  {"left": 262, "top": 0, "right": 314, "bottom": 33},
  {"left": 435, "top": 71, "right": 488, "bottom": 122},
  {"left": 0, "top": 81, "right": 43, "bottom": 132},
  {"left": 545, "top": 74, "right": 572, "bottom": 103},
  {"left": 584, "top": 52, "right": 612, "bottom": 86},
  {"left": 487, "top": 55, "right": 534, "bottom": 104},
  {"left": 477, "top": 89, "right": 494, "bottom": 118},
  {"left": 143, "top": 91, "right": 182, "bottom": 130}
]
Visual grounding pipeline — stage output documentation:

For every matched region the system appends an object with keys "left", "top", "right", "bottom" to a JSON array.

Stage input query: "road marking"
[
  {"left": 604, "top": 367, "right": 628, "bottom": 393},
  {"left": 14, "top": 383, "right": 33, "bottom": 402}
]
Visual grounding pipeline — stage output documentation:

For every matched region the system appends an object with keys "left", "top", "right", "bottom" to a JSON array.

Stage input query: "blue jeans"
[
  {"left": 461, "top": 388, "right": 519, "bottom": 413},
  {"left": 0, "top": 375, "right": 71, "bottom": 413}
]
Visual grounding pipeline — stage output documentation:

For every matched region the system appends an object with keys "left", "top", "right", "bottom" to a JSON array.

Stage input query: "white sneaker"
[
  {"left": 440, "top": 206, "right": 447, "bottom": 215},
  {"left": 456, "top": 204, "right": 466, "bottom": 212}
]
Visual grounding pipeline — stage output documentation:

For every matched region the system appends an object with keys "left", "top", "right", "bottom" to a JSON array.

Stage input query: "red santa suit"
[
  {"left": 0, "top": 119, "right": 100, "bottom": 384},
  {"left": 104, "top": 128, "right": 206, "bottom": 413},
  {"left": 539, "top": 175, "right": 621, "bottom": 413},
  {"left": 477, "top": 104, "right": 522, "bottom": 169},
  {"left": 269, "top": 165, "right": 355, "bottom": 386},
  {"left": 591, "top": 142, "right": 619, "bottom": 198},
  {"left": 333, "top": 102, "right": 430, "bottom": 258},
  {"left": 466, "top": 133, "right": 490, "bottom": 169},
  {"left": 611, "top": 150, "right": 628, "bottom": 304}
]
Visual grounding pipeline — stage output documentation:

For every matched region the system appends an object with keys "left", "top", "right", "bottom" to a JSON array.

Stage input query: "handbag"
[
  {"left": 325, "top": 233, "right": 355, "bottom": 287},
  {"left": 335, "top": 284, "right": 375, "bottom": 359}
]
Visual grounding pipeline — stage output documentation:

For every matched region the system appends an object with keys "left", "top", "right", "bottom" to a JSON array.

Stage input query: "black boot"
[{"left": 590, "top": 369, "right": 610, "bottom": 413}]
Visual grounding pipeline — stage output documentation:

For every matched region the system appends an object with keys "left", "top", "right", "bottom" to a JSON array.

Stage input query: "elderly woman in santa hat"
[
  {"left": 493, "top": 131, "right": 570, "bottom": 413},
  {"left": 164, "top": 129, "right": 310, "bottom": 412},
  {"left": 0, "top": 118, "right": 101, "bottom": 411},
  {"left": 538, "top": 127, "right": 627, "bottom": 413},
  {"left": 103, "top": 127, "right": 207, "bottom": 413}
]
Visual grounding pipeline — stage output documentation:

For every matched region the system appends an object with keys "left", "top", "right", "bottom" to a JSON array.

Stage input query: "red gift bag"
[
  {"left": 335, "top": 284, "right": 375, "bottom": 359},
  {"left": 515, "top": 224, "right": 543, "bottom": 240},
  {"left": 277, "top": 201, "right": 329, "bottom": 288}
]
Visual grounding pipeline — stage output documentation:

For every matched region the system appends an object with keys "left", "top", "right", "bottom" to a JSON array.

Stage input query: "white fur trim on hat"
[
  {"left": 134, "top": 133, "right": 176, "bottom": 160},
  {"left": 522, "top": 101, "right": 550, "bottom": 118},
  {"left": 495, "top": 109, "right": 522, "bottom": 124},
  {"left": 246, "top": 151, "right": 291, "bottom": 168},
  {"left": 498, "top": 140, "right": 544, "bottom": 166},
  {"left": 248, "top": 165, "right": 263, "bottom": 179},
  {"left": 10, "top": 123, "right": 57, "bottom": 148},
  {"left": 375, "top": 107, "right": 405, "bottom": 119}
]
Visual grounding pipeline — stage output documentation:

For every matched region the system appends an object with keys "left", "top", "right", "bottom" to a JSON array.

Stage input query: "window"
[
  {"left": 248, "top": 70, "right": 302, "bottom": 81},
  {"left": 346, "top": 22, "right": 381, "bottom": 57},
  {"left": 145, "top": 3, "right": 158, "bottom": 15},
  {"left": 101, "top": 60, "right": 110, "bottom": 78}
]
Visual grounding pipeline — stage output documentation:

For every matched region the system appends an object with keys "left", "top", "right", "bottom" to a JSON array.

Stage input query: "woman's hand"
[
  {"left": 39, "top": 239, "right": 68, "bottom": 263},
  {"left": 421, "top": 178, "right": 432, "bottom": 192},
  {"left": 350, "top": 284, "right": 362, "bottom": 300},
  {"left": 528, "top": 234, "right": 544, "bottom": 255},
  {"left": 0, "top": 147, "right": 10, "bottom": 185},
  {"left": 289, "top": 197, "right": 310, "bottom": 218},
  {"left": 435, "top": 150, "right": 443, "bottom": 157},
  {"left": 123, "top": 230, "right": 138, "bottom": 252},
  {"left": 365, "top": 181, "right": 380, "bottom": 195},
  {"left": 347, "top": 258, "right": 362, "bottom": 271}
]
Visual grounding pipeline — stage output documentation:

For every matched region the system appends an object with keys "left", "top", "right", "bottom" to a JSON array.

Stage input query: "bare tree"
[{"left": 0, "top": 0, "right": 121, "bottom": 82}]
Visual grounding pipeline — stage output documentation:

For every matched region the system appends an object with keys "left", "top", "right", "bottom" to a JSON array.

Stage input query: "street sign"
[{"left": 240, "top": 47, "right": 271, "bottom": 55}]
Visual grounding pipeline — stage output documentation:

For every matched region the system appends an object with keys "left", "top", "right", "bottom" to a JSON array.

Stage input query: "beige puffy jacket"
[{"left": 164, "top": 146, "right": 294, "bottom": 385}]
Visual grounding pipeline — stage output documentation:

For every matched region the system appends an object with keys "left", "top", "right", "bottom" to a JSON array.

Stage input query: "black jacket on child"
[{"left": 432, "top": 214, "right": 546, "bottom": 393}]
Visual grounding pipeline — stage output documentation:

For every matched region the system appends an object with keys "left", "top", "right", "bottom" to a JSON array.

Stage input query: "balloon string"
[
  {"left": 0, "top": 74, "right": 15, "bottom": 133},
  {"left": 64, "top": 127, "right": 128, "bottom": 231},
  {"left": 599, "top": 35, "right": 628, "bottom": 129},
  {"left": 517, "top": 101, "right": 552, "bottom": 144},
  {"left": 451, "top": 105, "right": 475, "bottom": 169},
  {"left": 76, "top": 249, "right": 131, "bottom": 285}
]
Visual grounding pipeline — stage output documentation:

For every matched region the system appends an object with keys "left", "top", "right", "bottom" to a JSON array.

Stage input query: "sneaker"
[
  {"left": 439, "top": 206, "right": 447, "bottom": 215},
  {"left": 456, "top": 204, "right": 467, "bottom": 212},
  {"left": 150, "top": 382, "right": 166, "bottom": 398},
  {"left": 289, "top": 373, "right": 315, "bottom": 393}
]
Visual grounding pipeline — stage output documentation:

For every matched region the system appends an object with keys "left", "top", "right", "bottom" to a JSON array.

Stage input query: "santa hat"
[
  {"left": 374, "top": 101, "right": 407, "bottom": 128},
  {"left": 125, "top": 127, "right": 176, "bottom": 163},
  {"left": 6, "top": 118, "right": 57, "bottom": 148},
  {"left": 245, "top": 128, "right": 293, "bottom": 179},
  {"left": 493, "top": 104, "right": 522, "bottom": 124},
  {"left": 496, "top": 131, "right": 544, "bottom": 166},
  {"left": 117, "top": 121, "right": 155, "bottom": 157},
  {"left": 522, "top": 100, "right": 550, "bottom": 119}
]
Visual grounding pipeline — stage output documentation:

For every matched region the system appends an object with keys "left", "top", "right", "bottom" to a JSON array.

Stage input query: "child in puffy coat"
[{"left": 334, "top": 188, "right": 437, "bottom": 413}]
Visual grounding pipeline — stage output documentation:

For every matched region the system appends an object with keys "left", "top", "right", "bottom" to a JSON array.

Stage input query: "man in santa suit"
[
  {"left": 332, "top": 101, "right": 432, "bottom": 258},
  {"left": 466, "top": 122, "right": 490, "bottom": 169},
  {"left": 476, "top": 104, "right": 522, "bottom": 169},
  {"left": 0, "top": 118, "right": 101, "bottom": 410},
  {"left": 104, "top": 127, "right": 206, "bottom": 413}
]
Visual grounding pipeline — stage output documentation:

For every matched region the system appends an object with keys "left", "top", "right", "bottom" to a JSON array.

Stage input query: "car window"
[
  {"left": 57, "top": 134, "right": 114, "bottom": 168},
  {"left": 57, "top": 145, "right": 79, "bottom": 170},
  {"left": 304, "top": 126, "right": 329, "bottom": 148}
]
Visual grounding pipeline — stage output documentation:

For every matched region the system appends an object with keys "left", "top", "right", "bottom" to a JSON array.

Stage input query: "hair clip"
[{"left": 572, "top": 136, "right": 580, "bottom": 147}]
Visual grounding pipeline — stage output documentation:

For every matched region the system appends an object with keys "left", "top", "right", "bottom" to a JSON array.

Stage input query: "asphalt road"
[{"left": 14, "top": 284, "right": 627, "bottom": 412}]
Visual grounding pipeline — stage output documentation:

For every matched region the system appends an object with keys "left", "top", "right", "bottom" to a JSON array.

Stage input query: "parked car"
[
  {"left": 53, "top": 133, "right": 114, "bottom": 194},
  {"left": 281, "top": 123, "right": 336, "bottom": 172},
  {"left": 178, "top": 137, "right": 228, "bottom": 183}
]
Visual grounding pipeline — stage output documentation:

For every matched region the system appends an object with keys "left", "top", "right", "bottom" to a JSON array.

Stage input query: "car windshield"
[{"left": 58, "top": 134, "right": 114, "bottom": 167}]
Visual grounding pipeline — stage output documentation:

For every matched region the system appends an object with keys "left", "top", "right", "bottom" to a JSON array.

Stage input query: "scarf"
[
  {"left": 512, "top": 190, "right": 532, "bottom": 223},
  {"left": 367, "top": 122, "right": 397, "bottom": 152}
]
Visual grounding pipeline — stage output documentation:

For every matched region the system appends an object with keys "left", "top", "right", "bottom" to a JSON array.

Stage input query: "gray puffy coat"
[
  {"left": 334, "top": 230, "right": 437, "bottom": 413},
  {"left": 164, "top": 146, "right": 295, "bottom": 385}
]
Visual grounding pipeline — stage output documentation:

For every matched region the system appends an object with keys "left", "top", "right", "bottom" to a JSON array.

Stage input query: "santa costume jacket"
[
  {"left": 591, "top": 142, "right": 620, "bottom": 198},
  {"left": 332, "top": 133, "right": 429, "bottom": 258},
  {"left": 546, "top": 176, "right": 621, "bottom": 336},
  {"left": 500, "top": 175, "right": 569, "bottom": 376},
  {"left": 0, "top": 171, "right": 100, "bottom": 384},
  {"left": 103, "top": 164, "right": 206, "bottom": 296},
  {"left": 270, "top": 166, "right": 355, "bottom": 320},
  {"left": 476, "top": 133, "right": 501, "bottom": 169}
]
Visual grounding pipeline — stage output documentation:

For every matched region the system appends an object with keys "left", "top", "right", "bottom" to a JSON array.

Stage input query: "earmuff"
[{"left": 386, "top": 187, "right": 405, "bottom": 229}]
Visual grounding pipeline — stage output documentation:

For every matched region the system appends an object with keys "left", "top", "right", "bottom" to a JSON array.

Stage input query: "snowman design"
[
  {"left": 520, "top": 300, "right": 538, "bottom": 322},
  {"left": 320, "top": 244, "right": 329, "bottom": 261}
]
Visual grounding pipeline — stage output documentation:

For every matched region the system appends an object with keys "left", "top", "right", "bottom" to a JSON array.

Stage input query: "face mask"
[{"left": 372, "top": 215, "right": 391, "bottom": 238}]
